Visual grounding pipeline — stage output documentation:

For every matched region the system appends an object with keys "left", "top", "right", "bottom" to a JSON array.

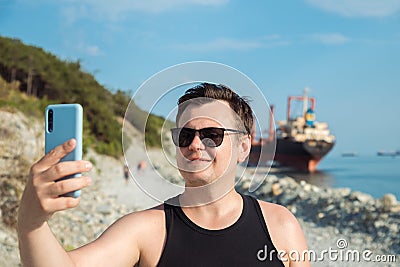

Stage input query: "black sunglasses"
[{"left": 171, "top": 127, "right": 247, "bottom": 147}]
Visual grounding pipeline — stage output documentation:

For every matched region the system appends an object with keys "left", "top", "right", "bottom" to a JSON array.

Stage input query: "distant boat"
[
  {"left": 248, "top": 88, "right": 335, "bottom": 172},
  {"left": 342, "top": 152, "right": 358, "bottom": 157},
  {"left": 377, "top": 151, "right": 397, "bottom": 157}
]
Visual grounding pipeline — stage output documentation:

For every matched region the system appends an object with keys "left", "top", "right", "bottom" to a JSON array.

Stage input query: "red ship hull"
[{"left": 248, "top": 138, "right": 334, "bottom": 172}]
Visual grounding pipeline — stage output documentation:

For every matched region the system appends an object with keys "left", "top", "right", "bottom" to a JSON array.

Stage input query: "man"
[{"left": 18, "top": 83, "right": 310, "bottom": 266}]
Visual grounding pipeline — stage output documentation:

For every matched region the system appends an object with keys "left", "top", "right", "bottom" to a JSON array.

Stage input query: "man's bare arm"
[{"left": 17, "top": 139, "right": 93, "bottom": 267}]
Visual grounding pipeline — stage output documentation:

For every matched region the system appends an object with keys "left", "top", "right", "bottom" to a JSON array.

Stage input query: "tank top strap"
[
  {"left": 244, "top": 193, "right": 282, "bottom": 260},
  {"left": 163, "top": 195, "right": 180, "bottom": 232},
  {"left": 246, "top": 194, "right": 273, "bottom": 236}
]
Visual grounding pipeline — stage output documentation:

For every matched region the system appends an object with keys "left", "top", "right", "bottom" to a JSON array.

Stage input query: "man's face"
[{"left": 175, "top": 100, "right": 249, "bottom": 187}]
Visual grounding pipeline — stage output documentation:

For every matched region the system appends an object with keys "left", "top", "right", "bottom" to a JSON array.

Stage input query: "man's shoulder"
[
  {"left": 122, "top": 204, "right": 165, "bottom": 225},
  {"left": 256, "top": 199, "right": 299, "bottom": 228},
  {"left": 109, "top": 204, "right": 165, "bottom": 243},
  {"left": 256, "top": 199, "right": 306, "bottom": 256}
]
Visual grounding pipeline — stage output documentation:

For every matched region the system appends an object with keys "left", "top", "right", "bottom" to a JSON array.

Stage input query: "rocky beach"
[{"left": 0, "top": 110, "right": 399, "bottom": 266}]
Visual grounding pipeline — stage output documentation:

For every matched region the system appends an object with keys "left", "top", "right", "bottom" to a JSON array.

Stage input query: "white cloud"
[
  {"left": 59, "top": 0, "right": 229, "bottom": 22},
  {"left": 174, "top": 38, "right": 263, "bottom": 51},
  {"left": 305, "top": 0, "right": 400, "bottom": 17},
  {"left": 61, "top": 5, "right": 88, "bottom": 25},
  {"left": 76, "top": 43, "right": 103, "bottom": 56},
  {"left": 310, "top": 33, "right": 350, "bottom": 45},
  {"left": 172, "top": 35, "right": 289, "bottom": 52}
]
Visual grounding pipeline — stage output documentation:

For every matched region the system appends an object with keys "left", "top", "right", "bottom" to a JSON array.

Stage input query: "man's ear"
[{"left": 237, "top": 135, "right": 251, "bottom": 163}]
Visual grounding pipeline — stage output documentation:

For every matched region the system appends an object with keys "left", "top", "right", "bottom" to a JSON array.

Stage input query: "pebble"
[{"left": 271, "top": 183, "right": 282, "bottom": 196}]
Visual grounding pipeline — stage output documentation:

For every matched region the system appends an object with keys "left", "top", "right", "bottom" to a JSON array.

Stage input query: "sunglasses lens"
[
  {"left": 180, "top": 128, "right": 195, "bottom": 147},
  {"left": 171, "top": 128, "right": 194, "bottom": 147},
  {"left": 200, "top": 128, "right": 224, "bottom": 147}
]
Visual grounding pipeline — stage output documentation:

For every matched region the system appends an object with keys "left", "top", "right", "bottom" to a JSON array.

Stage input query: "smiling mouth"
[
  {"left": 187, "top": 158, "right": 212, "bottom": 163},
  {"left": 178, "top": 157, "right": 213, "bottom": 173}
]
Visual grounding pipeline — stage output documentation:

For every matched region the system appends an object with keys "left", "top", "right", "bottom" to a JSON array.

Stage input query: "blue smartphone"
[{"left": 45, "top": 104, "right": 83, "bottom": 198}]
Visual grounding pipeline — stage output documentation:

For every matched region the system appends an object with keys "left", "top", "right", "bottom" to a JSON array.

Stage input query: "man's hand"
[{"left": 18, "top": 138, "right": 93, "bottom": 232}]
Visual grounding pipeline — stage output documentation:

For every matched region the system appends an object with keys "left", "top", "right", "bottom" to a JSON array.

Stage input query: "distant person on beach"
[
  {"left": 137, "top": 160, "right": 147, "bottom": 173},
  {"left": 123, "top": 164, "right": 129, "bottom": 185},
  {"left": 18, "top": 83, "right": 310, "bottom": 266}
]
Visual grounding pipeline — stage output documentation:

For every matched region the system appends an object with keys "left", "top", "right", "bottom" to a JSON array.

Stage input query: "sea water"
[{"left": 278, "top": 155, "right": 400, "bottom": 199}]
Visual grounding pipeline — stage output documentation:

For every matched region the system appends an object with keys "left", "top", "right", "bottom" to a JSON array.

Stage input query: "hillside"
[{"left": 0, "top": 35, "right": 170, "bottom": 157}]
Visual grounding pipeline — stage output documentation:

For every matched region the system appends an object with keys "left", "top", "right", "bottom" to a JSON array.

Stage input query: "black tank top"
[{"left": 157, "top": 193, "right": 284, "bottom": 266}]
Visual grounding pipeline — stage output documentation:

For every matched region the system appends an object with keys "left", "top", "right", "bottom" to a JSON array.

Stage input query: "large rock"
[
  {"left": 349, "top": 191, "right": 374, "bottom": 204},
  {"left": 0, "top": 110, "right": 44, "bottom": 227},
  {"left": 381, "top": 194, "right": 397, "bottom": 211},
  {"left": 0, "top": 110, "right": 44, "bottom": 165}
]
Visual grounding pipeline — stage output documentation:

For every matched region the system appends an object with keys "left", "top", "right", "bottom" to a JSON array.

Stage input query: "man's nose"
[{"left": 188, "top": 132, "right": 205, "bottom": 150}]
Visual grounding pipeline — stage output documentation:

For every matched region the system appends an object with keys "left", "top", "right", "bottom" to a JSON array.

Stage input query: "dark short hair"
[{"left": 176, "top": 83, "right": 253, "bottom": 134}]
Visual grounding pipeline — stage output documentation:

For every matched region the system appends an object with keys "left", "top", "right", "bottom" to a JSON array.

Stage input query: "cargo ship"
[{"left": 248, "top": 89, "right": 335, "bottom": 172}]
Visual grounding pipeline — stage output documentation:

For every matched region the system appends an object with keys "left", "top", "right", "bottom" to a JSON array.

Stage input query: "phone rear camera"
[{"left": 48, "top": 109, "right": 53, "bottom": 132}]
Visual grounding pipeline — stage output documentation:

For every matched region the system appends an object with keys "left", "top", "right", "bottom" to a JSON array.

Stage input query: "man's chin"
[
  {"left": 180, "top": 170, "right": 213, "bottom": 187},
  {"left": 178, "top": 161, "right": 212, "bottom": 173},
  {"left": 185, "top": 181, "right": 208, "bottom": 188}
]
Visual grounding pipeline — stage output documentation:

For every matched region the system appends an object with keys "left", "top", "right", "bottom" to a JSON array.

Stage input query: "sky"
[{"left": 1, "top": 0, "right": 400, "bottom": 156}]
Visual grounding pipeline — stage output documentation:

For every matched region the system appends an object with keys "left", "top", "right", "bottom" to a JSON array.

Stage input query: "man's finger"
[
  {"left": 32, "top": 139, "right": 76, "bottom": 174},
  {"left": 49, "top": 196, "right": 81, "bottom": 212},
  {"left": 41, "top": 160, "right": 92, "bottom": 183},
  {"left": 48, "top": 176, "right": 92, "bottom": 197}
]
